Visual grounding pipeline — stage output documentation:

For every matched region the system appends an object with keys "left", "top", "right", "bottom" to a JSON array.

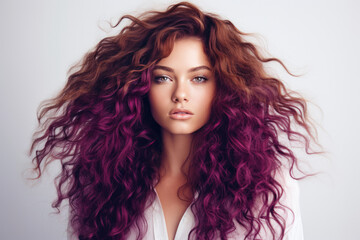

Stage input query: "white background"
[{"left": 1, "top": 0, "right": 359, "bottom": 239}]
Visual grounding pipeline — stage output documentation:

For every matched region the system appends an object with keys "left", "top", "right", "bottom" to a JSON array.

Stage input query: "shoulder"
[
  {"left": 228, "top": 167, "right": 304, "bottom": 240},
  {"left": 275, "top": 167, "right": 304, "bottom": 240}
]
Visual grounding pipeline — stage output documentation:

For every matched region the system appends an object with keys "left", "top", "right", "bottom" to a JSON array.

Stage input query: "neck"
[{"left": 159, "top": 129, "right": 193, "bottom": 178}]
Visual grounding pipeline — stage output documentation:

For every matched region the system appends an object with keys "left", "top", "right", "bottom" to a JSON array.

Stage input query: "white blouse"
[{"left": 68, "top": 169, "right": 304, "bottom": 240}]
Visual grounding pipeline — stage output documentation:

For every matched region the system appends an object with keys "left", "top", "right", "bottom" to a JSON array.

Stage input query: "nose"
[{"left": 171, "top": 79, "right": 189, "bottom": 103}]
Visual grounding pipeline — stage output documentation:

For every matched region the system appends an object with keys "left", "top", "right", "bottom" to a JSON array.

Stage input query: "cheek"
[
  {"left": 148, "top": 88, "right": 167, "bottom": 118},
  {"left": 148, "top": 92, "right": 158, "bottom": 114},
  {"left": 198, "top": 87, "right": 215, "bottom": 110}
]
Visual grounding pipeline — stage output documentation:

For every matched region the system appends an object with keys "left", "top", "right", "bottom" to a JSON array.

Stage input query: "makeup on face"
[{"left": 148, "top": 37, "right": 216, "bottom": 135}]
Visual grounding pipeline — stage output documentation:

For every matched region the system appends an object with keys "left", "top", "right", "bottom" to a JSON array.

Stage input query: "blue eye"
[
  {"left": 193, "top": 76, "right": 208, "bottom": 83},
  {"left": 154, "top": 76, "right": 171, "bottom": 83}
]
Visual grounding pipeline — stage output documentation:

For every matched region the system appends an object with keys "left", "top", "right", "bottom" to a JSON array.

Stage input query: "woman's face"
[
  {"left": 149, "top": 37, "right": 216, "bottom": 134},
  {"left": 148, "top": 37, "right": 216, "bottom": 135}
]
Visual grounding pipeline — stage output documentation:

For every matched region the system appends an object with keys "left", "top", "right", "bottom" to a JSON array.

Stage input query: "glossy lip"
[
  {"left": 169, "top": 108, "right": 194, "bottom": 120},
  {"left": 170, "top": 108, "right": 194, "bottom": 115}
]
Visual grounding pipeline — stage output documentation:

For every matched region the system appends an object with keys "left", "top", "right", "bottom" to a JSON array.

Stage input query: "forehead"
[{"left": 156, "top": 37, "right": 211, "bottom": 69}]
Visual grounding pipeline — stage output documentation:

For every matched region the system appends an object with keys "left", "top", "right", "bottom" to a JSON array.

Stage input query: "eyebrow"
[{"left": 153, "top": 65, "right": 211, "bottom": 73}]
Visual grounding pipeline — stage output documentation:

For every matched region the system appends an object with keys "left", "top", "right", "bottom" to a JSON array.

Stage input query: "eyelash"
[
  {"left": 153, "top": 75, "right": 208, "bottom": 83},
  {"left": 193, "top": 76, "right": 208, "bottom": 83},
  {"left": 154, "top": 76, "right": 171, "bottom": 83}
]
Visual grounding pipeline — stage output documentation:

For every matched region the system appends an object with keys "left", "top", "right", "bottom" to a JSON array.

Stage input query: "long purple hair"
[{"left": 30, "top": 2, "right": 317, "bottom": 239}]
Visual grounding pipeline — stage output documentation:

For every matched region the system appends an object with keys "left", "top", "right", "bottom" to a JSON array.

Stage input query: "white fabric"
[{"left": 68, "top": 169, "right": 304, "bottom": 240}]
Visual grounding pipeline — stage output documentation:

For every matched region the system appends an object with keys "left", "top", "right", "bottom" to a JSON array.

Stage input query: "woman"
[{"left": 30, "top": 2, "right": 316, "bottom": 239}]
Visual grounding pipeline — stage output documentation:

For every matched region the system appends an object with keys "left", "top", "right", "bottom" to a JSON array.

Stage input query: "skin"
[{"left": 148, "top": 37, "right": 216, "bottom": 240}]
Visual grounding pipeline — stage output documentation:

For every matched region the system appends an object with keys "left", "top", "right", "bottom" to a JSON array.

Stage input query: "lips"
[
  {"left": 169, "top": 108, "right": 194, "bottom": 120},
  {"left": 170, "top": 108, "right": 194, "bottom": 115}
]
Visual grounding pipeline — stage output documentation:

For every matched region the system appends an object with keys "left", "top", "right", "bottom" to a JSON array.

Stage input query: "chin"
[
  {"left": 163, "top": 126, "right": 201, "bottom": 135},
  {"left": 166, "top": 129, "right": 196, "bottom": 135},
  {"left": 158, "top": 120, "right": 208, "bottom": 135}
]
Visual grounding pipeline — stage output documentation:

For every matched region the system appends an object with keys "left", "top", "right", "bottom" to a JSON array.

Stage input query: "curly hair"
[{"left": 30, "top": 2, "right": 316, "bottom": 239}]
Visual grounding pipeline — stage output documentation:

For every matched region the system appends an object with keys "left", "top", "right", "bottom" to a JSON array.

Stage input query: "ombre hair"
[{"left": 30, "top": 2, "right": 317, "bottom": 239}]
